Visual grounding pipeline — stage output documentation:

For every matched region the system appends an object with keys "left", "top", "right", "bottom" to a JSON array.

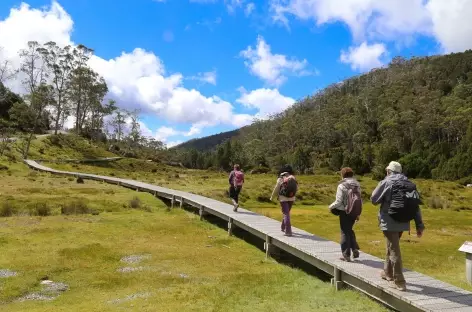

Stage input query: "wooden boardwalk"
[{"left": 24, "top": 159, "right": 472, "bottom": 312}]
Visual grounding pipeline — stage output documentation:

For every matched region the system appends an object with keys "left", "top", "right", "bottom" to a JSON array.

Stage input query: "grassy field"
[
  {"left": 0, "top": 169, "right": 388, "bottom": 311},
  {"left": 1, "top": 134, "right": 471, "bottom": 311},
  {"left": 49, "top": 158, "right": 472, "bottom": 292}
]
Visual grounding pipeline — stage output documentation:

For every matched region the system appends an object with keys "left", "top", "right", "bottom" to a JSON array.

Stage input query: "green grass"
[
  {"left": 0, "top": 171, "right": 387, "bottom": 311},
  {"left": 49, "top": 159, "right": 472, "bottom": 292},
  {"left": 2, "top": 134, "right": 471, "bottom": 311}
]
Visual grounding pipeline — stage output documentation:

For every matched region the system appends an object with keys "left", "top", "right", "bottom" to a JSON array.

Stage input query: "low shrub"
[
  {"left": 428, "top": 196, "right": 448, "bottom": 209},
  {"left": 0, "top": 202, "right": 16, "bottom": 217},
  {"left": 129, "top": 196, "right": 141, "bottom": 209},
  {"left": 31, "top": 203, "right": 51, "bottom": 216},
  {"left": 250, "top": 166, "right": 270, "bottom": 174},
  {"left": 256, "top": 193, "right": 271, "bottom": 203},
  {"left": 61, "top": 200, "right": 90, "bottom": 215}
]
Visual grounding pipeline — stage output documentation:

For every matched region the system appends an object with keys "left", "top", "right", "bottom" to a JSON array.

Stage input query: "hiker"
[
  {"left": 228, "top": 164, "right": 244, "bottom": 212},
  {"left": 270, "top": 164, "right": 298, "bottom": 237},
  {"left": 371, "top": 161, "right": 425, "bottom": 291},
  {"left": 329, "top": 167, "right": 362, "bottom": 262}
]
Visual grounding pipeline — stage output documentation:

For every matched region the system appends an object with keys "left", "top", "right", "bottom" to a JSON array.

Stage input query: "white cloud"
[
  {"left": 271, "top": 0, "right": 472, "bottom": 55},
  {"left": 188, "top": 70, "right": 217, "bottom": 85},
  {"left": 152, "top": 124, "right": 203, "bottom": 142},
  {"left": 426, "top": 0, "right": 472, "bottom": 53},
  {"left": 0, "top": 1, "right": 261, "bottom": 136},
  {"left": 166, "top": 141, "right": 183, "bottom": 148},
  {"left": 226, "top": 0, "right": 245, "bottom": 13},
  {"left": 155, "top": 126, "right": 179, "bottom": 142},
  {"left": 185, "top": 125, "right": 202, "bottom": 136},
  {"left": 240, "top": 35, "right": 310, "bottom": 86},
  {"left": 245, "top": 3, "right": 255, "bottom": 16},
  {"left": 237, "top": 87, "right": 295, "bottom": 118},
  {"left": 0, "top": 1, "right": 73, "bottom": 93},
  {"left": 340, "top": 42, "right": 387, "bottom": 72},
  {"left": 271, "top": 0, "right": 431, "bottom": 42},
  {"left": 0, "top": 1, "right": 301, "bottom": 145}
]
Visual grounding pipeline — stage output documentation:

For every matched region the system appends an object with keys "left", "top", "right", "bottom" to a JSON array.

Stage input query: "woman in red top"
[{"left": 228, "top": 164, "right": 244, "bottom": 212}]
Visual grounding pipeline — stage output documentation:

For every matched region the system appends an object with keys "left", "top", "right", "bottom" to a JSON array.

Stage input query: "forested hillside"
[
  {"left": 174, "top": 128, "right": 241, "bottom": 151},
  {"left": 173, "top": 51, "right": 472, "bottom": 181}
]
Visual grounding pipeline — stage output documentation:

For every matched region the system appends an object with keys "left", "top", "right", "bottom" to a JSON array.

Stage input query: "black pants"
[
  {"left": 229, "top": 186, "right": 242, "bottom": 203},
  {"left": 339, "top": 211, "right": 359, "bottom": 257}
]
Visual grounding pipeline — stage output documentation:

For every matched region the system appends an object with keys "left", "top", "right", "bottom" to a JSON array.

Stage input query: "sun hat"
[{"left": 386, "top": 161, "right": 402, "bottom": 173}]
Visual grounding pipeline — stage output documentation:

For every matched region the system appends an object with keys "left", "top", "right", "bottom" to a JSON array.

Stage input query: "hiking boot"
[
  {"left": 233, "top": 205, "right": 238, "bottom": 212},
  {"left": 390, "top": 281, "right": 407, "bottom": 291},
  {"left": 352, "top": 250, "right": 360, "bottom": 259},
  {"left": 340, "top": 254, "right": 352, "bottom": 262},
  {"left": 380, "top": 270, "right": 393, "bottom": 281},
  {"left": 284, "top": 232, "right": 292, "bottom": 237}
]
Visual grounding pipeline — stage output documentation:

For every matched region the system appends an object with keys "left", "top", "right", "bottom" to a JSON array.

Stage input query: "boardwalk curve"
[{"left": 24, "top": 159, "right": 472, "bottom": 312}]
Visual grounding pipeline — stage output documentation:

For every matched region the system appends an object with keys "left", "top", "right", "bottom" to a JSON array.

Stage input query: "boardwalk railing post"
[
  {"left": 171, "top": 195, "right": 175, "bottom": 209},
  {"left": 199, "top": 206, "right": 204, "bottom": 220},
  {"left": 228, "top": 218, "right": 233, "bottom": 236},
  {"left": 459, "top": 241, "right": 472, "bottom": 284},
  {"left": 264, "top": 235, "right": 271, "bottom": 259},
  {"left": 331, "top": 267, "right": 343, "bottom": 291},
  {"left": 179, "top": 197, "right": 183, "bottom": 209}
]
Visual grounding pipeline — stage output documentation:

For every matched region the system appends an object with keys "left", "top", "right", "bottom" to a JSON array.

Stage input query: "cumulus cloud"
[
  {"left": 0, "top": 1, "right": 262, "bottom": 139},
  {"left": 271, "top": 0, "right": 472, "bottom": 54},
  {"left": 340, "top": 42, "right": 387, "bottom": 72},
  {"left": 236, "top": 87, "right": 295, "bottom": 118},
  {"left": 426, "top": 0, "right": 472, "bottom": 53},
  {"left": 270, "top": 0, "right": 431, "bottom": 42},
  {"left": 0, "top": 2, "right": 73, "bottom": 93},
  {"left": 240, "top": 35, "right": 311, "bottom": 87}
]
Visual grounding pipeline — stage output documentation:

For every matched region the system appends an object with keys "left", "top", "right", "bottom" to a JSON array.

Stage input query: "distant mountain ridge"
[{"left": 173, "top": 128, "right": 241, "bottom": 151}]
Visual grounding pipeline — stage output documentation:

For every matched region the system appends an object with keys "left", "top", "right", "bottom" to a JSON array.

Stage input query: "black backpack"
[
  {"left": 279, "top": 175, "right": 298, "bottom": 197},
  {"left": 388, "top": 179, "right": 420, "bottom": 222}
]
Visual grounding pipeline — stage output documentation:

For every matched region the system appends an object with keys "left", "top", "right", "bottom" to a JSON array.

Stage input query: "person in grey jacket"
[
  {"left": 371, "top": 161, "right": 425, "bottom": 291},
  {"left": 329, "top": 167, "right": 361, "bottom": 262},
  {"left": 270, "top": 164, "right": 297, "bottom": 237}
]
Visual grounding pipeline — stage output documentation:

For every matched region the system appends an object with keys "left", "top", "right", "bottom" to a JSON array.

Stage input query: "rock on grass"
[{"left": 0, "top": 269, "right": 17, "bottom": 278}]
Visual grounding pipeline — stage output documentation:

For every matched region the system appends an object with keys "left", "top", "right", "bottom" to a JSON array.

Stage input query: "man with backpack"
[
  {"left": 371, "top": 161, "right": 425, "bottom": 291},
  {"left": 270, "top": 164, "right": 298, "bottom": 237},
  {"left": 228, "top": 164, "right": 244, "bottom": 212},
  {"left": 329, "top": 167, "right": 362, "bottom": 262}
]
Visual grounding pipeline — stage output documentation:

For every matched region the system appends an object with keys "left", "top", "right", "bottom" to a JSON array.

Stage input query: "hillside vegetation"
[{"left": 173, "top": 51, "right": 472, "bottom": 182}]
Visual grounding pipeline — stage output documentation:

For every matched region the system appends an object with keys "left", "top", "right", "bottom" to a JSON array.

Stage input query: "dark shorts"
[{"left": 229, "top": 186, "right": 242, "bottom": 202}]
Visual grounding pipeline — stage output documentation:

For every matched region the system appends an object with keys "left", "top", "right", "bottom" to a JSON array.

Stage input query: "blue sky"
[{"left": 0, "top": 0, "right": 470, "bottom": 146}]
